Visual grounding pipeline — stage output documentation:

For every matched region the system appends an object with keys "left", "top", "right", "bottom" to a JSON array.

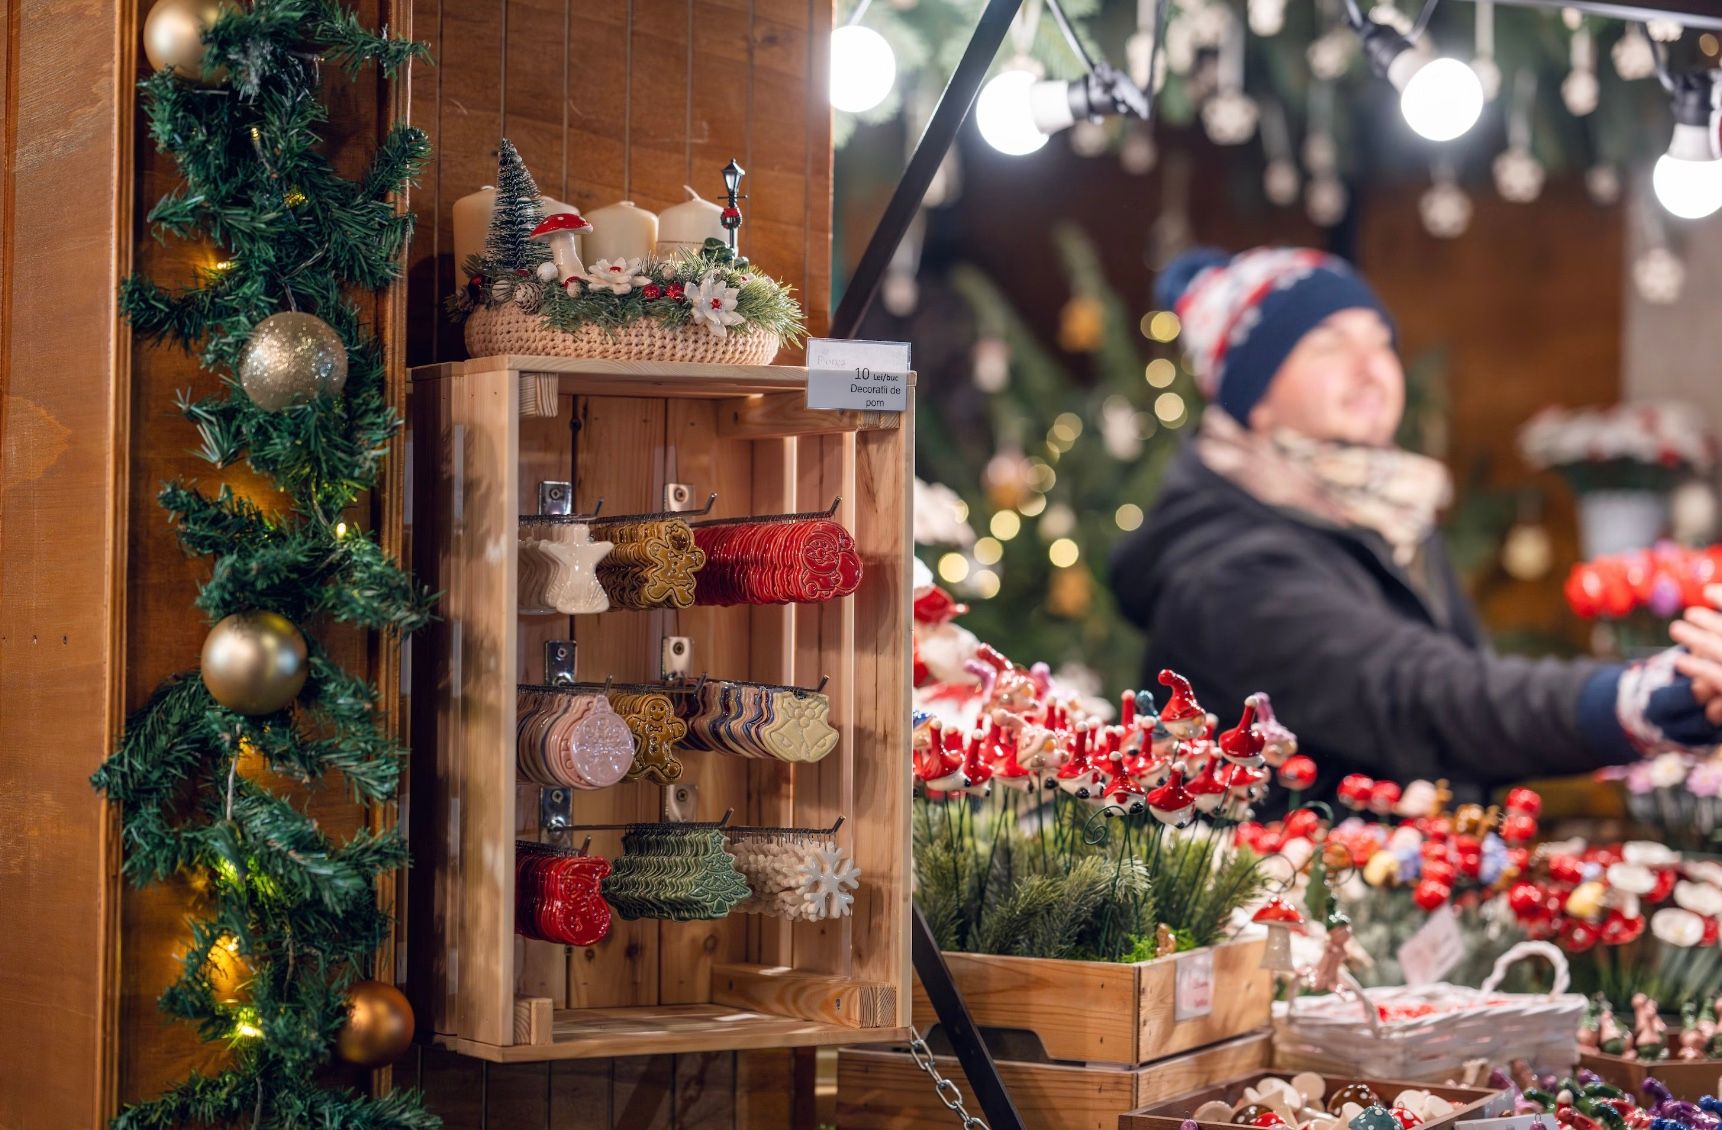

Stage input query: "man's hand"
[{"left": 1670, "top": 583, "right": 1722, "bottom": 725}]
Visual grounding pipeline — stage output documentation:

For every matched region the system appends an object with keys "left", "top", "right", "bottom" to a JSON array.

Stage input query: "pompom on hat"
[{"left": 1156, "top": 246, "right": 1393, "bottom": 423}]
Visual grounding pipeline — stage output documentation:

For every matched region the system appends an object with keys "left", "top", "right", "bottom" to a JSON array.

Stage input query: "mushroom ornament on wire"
[{"left": 1253, "top": 896, "right": 1305, "bottom": 973}]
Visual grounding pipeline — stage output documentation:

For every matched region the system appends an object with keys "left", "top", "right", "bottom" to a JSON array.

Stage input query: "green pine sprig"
[{"left": 92, "top": 1, "right": 438, "bottom": 1126}]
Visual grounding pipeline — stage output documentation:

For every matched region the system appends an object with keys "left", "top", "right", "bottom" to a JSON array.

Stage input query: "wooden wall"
[
  {"left": 0, "top": 0, "right": 131, "bottom": 1125},
  {"left": 403, "top": 0, "right": 833, "bottom": 367}
]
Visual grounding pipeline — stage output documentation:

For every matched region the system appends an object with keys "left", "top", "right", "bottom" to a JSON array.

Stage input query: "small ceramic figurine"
[
  {"left": 1155, "top": 923, "right": 1178, "bottom": 959},
  {"left": 1679, "top": 1002, "right": 1708, "bottom": 1060},
  {"left": 1577, "top": 998, "right": 1601, "bottom": 1052},
  {"left": 1710, "top": 996, "right": 1722, "bottom": 1059},
  {"left": 1308, "top": 900, "right": 1352, "bottom": 995},
  {"left": 1597, "top": 998, "right": 1628, "bottom": 1057},
  {"left": 1632, "top": 993, "right": 1667, "bottom": 1062},
  {"left": 1328, "top": 1085, "right": 1382, "bottom": 1116}
]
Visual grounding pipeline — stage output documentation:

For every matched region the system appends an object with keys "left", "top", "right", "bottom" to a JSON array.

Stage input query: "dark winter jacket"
[{"left": 1110, "top": 445, "right": 1634, "bottom": 799}]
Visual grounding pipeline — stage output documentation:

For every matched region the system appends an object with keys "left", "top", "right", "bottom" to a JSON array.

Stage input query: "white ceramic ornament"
[
  {"left": 1291, "top": 1072, "right": 1326, "bottom": 1106},
  {"left": 1194, "top": 1102, "right": 1235, "bottom": 1123}
]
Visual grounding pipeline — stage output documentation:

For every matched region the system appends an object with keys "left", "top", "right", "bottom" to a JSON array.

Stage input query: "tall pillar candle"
[
  {"left": 656, "top": 186, "right": 727, "bottom": 257},
  {"left": 451, "top": 186, "right": 577, "bottom": 288},
  {"left": 583, "top": 201, "right": 658, "bottom": 264}
]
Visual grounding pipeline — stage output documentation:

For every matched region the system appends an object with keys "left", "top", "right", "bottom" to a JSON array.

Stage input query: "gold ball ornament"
[
  {"left": 238, "top": 312, "right": 349, "bottom": 412},
  {"left": 200, "top": 611, "right": 308, "bottom": 715},
  {"left": 337, "top": 981, "right": 416, "bottom": 1068},
  {"left": 143, "top": 0, "right": 233, "bottom": 84}
]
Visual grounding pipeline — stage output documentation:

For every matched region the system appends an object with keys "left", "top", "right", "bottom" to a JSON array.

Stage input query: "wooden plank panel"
[
  {"left": 418, "top": 1044, "right": 487, "bottom": 1130},
  {"left": 405, "top": 0, "right": 446, "bottom": 365},
  {"left": 688, "top": 0, "right": 753, "bottom": 238},
  {"left": 431, "top": 0, "right": 505, "bottom": 362},
  {"left": 565, "top": 0, "right": 629, "bottom": 209},
  {"left": 848, "top": 410, "right": 911, "bottom": 1016},
  {"left": 563, "top": 394, "right": 667, "bottom": 1009},
  {"left": 673, "top": 1050, "right": 737, "bottom": 1129},
  {"left": 735, "top": 1049, "right": 802, "bottom": 1129},
  {"left": 611, "top": 1055, "right": 674, "bottom": 1128},
  {"left": 486, "top": 1060, "right": 552, "bottom": 1126},
  {"left": 503, "top": 0, "right": 570, "bottom": 202},
  {"left": 551, "top": 1057, "right": 615, "bottom": 1125},
  {"left": 625, "top": 0, "right": 694, "bottom": 215},
  {"left": 443, "top": 1004, "right": 910, "bottom": 1060},
  {"left": 741, "top": 0, "right": 809, "bottom": 313}
]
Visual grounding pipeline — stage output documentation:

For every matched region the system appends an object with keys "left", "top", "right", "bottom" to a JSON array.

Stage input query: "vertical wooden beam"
[{"left": 0, "top": 0, "right": 131, "bottom": 1125}]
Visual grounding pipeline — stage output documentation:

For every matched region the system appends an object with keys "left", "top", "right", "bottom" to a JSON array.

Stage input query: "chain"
[{"left": 907, "top": 1027, "right": 991, "bottom": 1130}]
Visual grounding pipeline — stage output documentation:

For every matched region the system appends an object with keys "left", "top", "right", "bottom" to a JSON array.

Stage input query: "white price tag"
[
  {"left": 806, "top": 338, "right": 910, "bottom": 413},
  {"left": 1397, "top": 903, "right": 1465, "bottom": 985},
  {"left": 1459, "top": 1116, "right": 1553, "bottom": 1130},
  {"left": 1174, "top": 949, "right": 1215, "bottom": 1022}
]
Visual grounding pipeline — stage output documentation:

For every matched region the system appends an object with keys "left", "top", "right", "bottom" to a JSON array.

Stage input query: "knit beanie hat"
[{"left": 1155, "top": 246, "right": 1393, "bottom": 423}]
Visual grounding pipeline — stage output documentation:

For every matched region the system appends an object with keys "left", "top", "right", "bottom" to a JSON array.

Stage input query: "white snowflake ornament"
[
  {"left": 1647, "top": 19, "right": 1683, "bottom": 42},
  {"left": 1120, "top": 129, "right": 1158, "bottom": 175},
  {"left": 799, "top": 842, "right": 861, "bottom": 920},
  {"left": 1248, "top": 0, "right": 1285, "bottom": 36},
  {"left": 1264, "top": 160, "right": 1300, "bottom": 207},
  {"left": 1368, "top": 3, "right": 1413, "bottom": 33},
  {"left": 1420, "top": 181, "right": 1473, "bottom": 239},
  {"left": 1306, "top": 176, "right": 1349, "bottom": 228},
  {"left": 1472, "top": 55, "right": 1502, "bottom": 101},
  {"left": 1562, "top": 69, "right": 1599, "bottom": 116},
  {"left": 972, "top": 337, "right": 1010, "bottom": 393},
  {"left": 1202, "top": 91, "right": 1260, "bottom": 145},
  {"left": 1634, "top": 248, "right": 1685, "bottom": 305},
  {"left": 1071, "top": 119, "right": 1110, "bottom": 158},
  {"left": 1493, "top": 146, "right": 1546, "bottom": 203},
  {"left": 687, "top": 273, "right": 746, "bottom": 337},
  {"left": 1303, "top": 133, "right": 1338, "bottom": 174},
  {"left": 1164, "top": 18, "right": 1196, "bottom": 75},
  {"left": 585, "top": 257, "right": 652, "bottom": 295},
  {"left": 1612, "top": 27, "right": 1657, "bottom": 80},
  {"left": 1187, "top": 3, "right": 1231, "bottom": 48},
  {"left": 1586, "top": 165, "right": 1622, "bottom": 206},
  {"left": 1307, "top": 30, "right": 1354, "bottom": 80}
]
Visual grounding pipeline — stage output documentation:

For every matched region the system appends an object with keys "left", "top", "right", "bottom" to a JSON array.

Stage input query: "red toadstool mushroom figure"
[
  {"left": 1252, "top": 896, "right": 1305, "bottom": 973},
  {"left": 529, "top": 211, "right": 594, "bottom": 284},
  {"left": 1157, "top": 670, "right": 1207, "bottom": 740}
]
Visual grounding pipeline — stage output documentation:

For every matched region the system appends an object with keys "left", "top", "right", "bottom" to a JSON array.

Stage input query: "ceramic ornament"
[
  {"left": 1328, "top": 1086, "right": 1382, "bottom": 1115},
  {"left": 1103, "top": 772, "right": 1149, "bottom": 816},
  {"left": 1147, "top": 767, "right": 1197, "bottom": 826},
  {"left": 1350, "top": 1106, "right": 1398, "bottom": 1130},
  {"left": 1218, "top": 698, "right": 1266, "bottom": 767},
  {"left": 1187, "top": 759, "right": 1228, "bottom": 813},
  {"left": 1158, "top": 669, "right": 1207, "bottom": 738},
  {"left": 960, "top": 730, "right": 995, "bottom": 797},
  {"left": 1195, "top": 1102, "right": 1237, "bottom": 1123},
  {"left": 1252, "top": 896, "right": 1304, "bottom": 972},
  {"left": 1254, "top": 692, "right": 1298, "bottom": 765},
  {"left": 1291, "top": 1075, "right": 1327, "bottom": 1108},
  {"left": 529, "top": 211, "right": 593, "bottom": 283}
]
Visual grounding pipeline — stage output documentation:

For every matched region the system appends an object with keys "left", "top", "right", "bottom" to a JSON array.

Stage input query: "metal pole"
[
  {"left": 912, "top": 905, "right": 1027, "bottom": 1130},
  {"left": 828, "top": 0, "right": 1026, "bottom": 338}
]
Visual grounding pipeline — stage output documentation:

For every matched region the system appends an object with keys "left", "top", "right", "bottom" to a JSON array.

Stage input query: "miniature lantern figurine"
[
  {"left": 1157, "top": 670, "right": 1207, "bottom": 739},
  {"left": 529, "top": 211, "right": 593, "bottom": 284},
  {"left": 720, "top": 159, "right": 745, "bottom": 251},
  {"left": 1147, "top": 767, "right": 1197, "bottom": 826},
  {"left": 1252, "top": 896, "right": 1305, "bottom": 973},
  {"left": 1218, "top": 698, "right": 1266, "bottom": 767}
]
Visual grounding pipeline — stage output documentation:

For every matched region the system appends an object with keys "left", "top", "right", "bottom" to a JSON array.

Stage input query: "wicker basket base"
[{"left": 463, "top": 303, "right": 781, "bottom": 365}]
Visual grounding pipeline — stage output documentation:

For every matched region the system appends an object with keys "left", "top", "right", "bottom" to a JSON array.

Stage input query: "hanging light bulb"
[
  {"left": 1652, "top": 68, "right": 1722, "bottom": 219},
  {"left": 1353, "top": 1, "right": 1484, "bottom": 141},
  {"left": 829, "top": 23, "right": 897, "bottom": 112},
  {"left": 976, "top": 64, "right": 1050, "bottom": 155}
]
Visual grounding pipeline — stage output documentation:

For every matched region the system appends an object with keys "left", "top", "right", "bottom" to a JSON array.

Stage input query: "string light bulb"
[
  {"left": 1350, "top": 0, "right": 1483, "bottom": 141},
  {"left": 1651, "top": 67, "right": 1722, "bottom": 220},
  {"left": 977, "top": 64, "right": 1051, "bottom": 156},
  {"left": 830, "top": 24, "right": 897, "bottom": 113}
]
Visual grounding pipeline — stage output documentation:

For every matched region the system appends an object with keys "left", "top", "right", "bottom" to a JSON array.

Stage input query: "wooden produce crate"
[
  {"left": 910, "top": 939, "right": 1272, "bottom": 1066},
  {"left": 837, "top": 1032, "right": 1273, "bottom": 1130},
  {"left": 405, "top": 356, "right": 914, "bottom": 1061},
  {"left": 1120, "top": 1073, "right": 1505, "bottom": 1130},
  {"left": 1581, "top": 1040, "right": 1722, "bottom": 1101}
]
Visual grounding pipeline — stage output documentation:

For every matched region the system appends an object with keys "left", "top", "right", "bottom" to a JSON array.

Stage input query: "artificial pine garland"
[{"left": 93, "top": 2, "right": 438, "bottom": 1126}]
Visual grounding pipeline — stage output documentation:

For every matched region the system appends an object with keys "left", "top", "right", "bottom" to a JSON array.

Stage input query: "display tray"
[
  {"left": 909, "top": 938, "right": 1271, "bottom": 1067},
  {"left": 1581, "top": 1040, "right": 1722, "bottom": 1102},
  {"left": 837, "top": 1031, "right": 1273, "bottom": 1130},
  {"left": 1119, "top": 1072, "right": 1505, "bottom": 1130}
]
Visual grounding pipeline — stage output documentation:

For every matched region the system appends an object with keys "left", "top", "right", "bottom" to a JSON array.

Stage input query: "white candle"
[
  {"left": 657, "top": 185, "right": 727, "bottom": 257},
  {"left": 451, "top": 186, "right": 578, "bottom": 288},
  {"left": 583, "top": 200, "right": 658, "bottom": 265}
]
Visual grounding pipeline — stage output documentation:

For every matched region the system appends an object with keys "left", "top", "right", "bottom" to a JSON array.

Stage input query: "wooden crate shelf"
[{"left": 405, "top": 355, "right": 914, "bottom": 1062}]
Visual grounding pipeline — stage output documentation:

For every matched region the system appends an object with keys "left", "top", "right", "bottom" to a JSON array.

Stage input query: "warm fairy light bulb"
[
  {"left": 990, "top": 510, "right": 1021, "bottom": 540},
  {"left": 1019, "top": 493, "right": 1047, "bottom": 517},
  {"left": 1116, "top": 503, "right": 1144, "bottom": 531},
  {"left": 829, "top": 25, "right": 897, "bottom": 113},
  {"left": 937, "top": 552, "right": 970, "bottom": 584},
  {"left": 976, "top": 68, "right": 1049, "bottom": 156},
  {"left": 1392, "top": 55, "right": 1485, "bottom": 141},
  {"left": 974, "top": 536, "right": 1003, "bottom": 565},
  {"left": 1048, "top": 538, "right": 1080, "bottom": 567},
  {"left": 1145, "top": 358, "right": 1176, "bottom": 387},
  {"left": 334, "top": 521, "right": 349, "bottom": 538},
  {"left": 970, "top": 569, "right": 1001, "bottom": 599},
  {"left": 1654, "top": 123, "right": 1722, "bottom": 220}
]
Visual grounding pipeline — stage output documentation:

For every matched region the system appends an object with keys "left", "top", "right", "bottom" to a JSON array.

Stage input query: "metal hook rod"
[
  {"left": 690, "top": 497, "right": 844, "bottom": 528},
  {"left": 590, "top": 493, "right": 719, "bottom": 524}
]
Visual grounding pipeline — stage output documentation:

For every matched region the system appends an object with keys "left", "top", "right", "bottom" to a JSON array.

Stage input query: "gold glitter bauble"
[
  {"left": 336, "top": 981, "right": 416, "bottom": 1068},
  {"left": 200, "top": 611, "right": 308, "bottom": 715},
  {"left": 143, "top": 0, "right": 233, "bottom": 84},
  {"left": 238, "top": 312, "right": 348, "bottom": 412}
]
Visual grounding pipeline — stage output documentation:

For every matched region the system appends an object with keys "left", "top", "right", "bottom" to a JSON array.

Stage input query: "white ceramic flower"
[
  {"left": 1653, "top": 907, "right": 1705, "bottom": 947},
  {"left": 1624, "top": 840, "right": 1680, "bottom": 867},
  {"left": 1676, "top": 881, "right": 1722, "bottom": 917},
  {"left": 1607, "top": 861, "right": 1658, "bottom": 895},
  {"left": 686, "top": 273, "right": 745, "bottom": 338},
  {"left": 584, "top": 257, "right": 652, "bottom": 295}
]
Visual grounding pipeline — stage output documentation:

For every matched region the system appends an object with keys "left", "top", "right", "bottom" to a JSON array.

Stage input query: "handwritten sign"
[
  {"left": 806, "top": 338, "right": 911, "bottom": 413},
  {"left": 1175, "top": 949, "right": 1215, "bottom": 1022},
  {"left": 1398, "top": 903, "right": 1465, "bottom": 985}
]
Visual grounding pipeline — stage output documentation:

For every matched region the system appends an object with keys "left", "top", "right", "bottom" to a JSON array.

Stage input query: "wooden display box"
[
  {"left": 910, "top": 939, "right": 1272, "bottom": 1066},
  {"left": 1120, "top": 1073, "right": 1505, "bottom": 1130},
  {"left": 405, "top": 356, "right": 914, "bottom": 1061},
  {"left": 1581, "top": 1042, "right": 1722, "bottom": 1102},
  {"left": 837, "top": 1032, "right": 1273, "bottom": 1130}
]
